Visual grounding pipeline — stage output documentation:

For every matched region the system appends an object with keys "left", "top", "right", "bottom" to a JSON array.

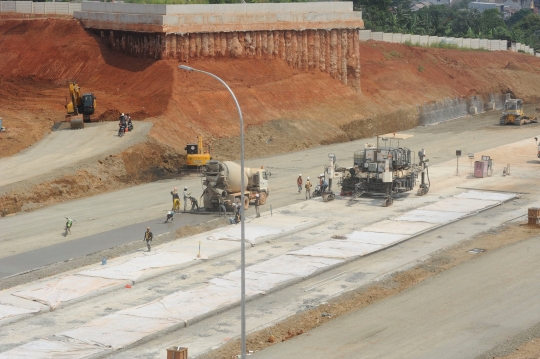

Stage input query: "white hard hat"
[
  {"left": 320, "top": 173, "right": 323, "bottom": 177},
  {"left": 299, "top": 174, "right": 302, "bottom": 176},
  {"left": 307, "top": 177, "right": 310, "bottom": 180},
  {"left": 121, "top": 113, "right": 124, "bottom": 116},
  {"left": 184, "top": 187, "right": 187, "bottom": 190},
  {"left": 256, "top": 194, "right": 259, "bottom": 197}
]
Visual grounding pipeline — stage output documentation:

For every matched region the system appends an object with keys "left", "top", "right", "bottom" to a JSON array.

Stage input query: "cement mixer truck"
[{"left": 201, "top": 160, "right": 270, "bottom": 211}]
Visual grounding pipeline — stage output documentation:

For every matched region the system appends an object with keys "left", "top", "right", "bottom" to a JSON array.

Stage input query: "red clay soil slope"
[{"left": 1, "top": 18, "right": 540, "bottom": 159}]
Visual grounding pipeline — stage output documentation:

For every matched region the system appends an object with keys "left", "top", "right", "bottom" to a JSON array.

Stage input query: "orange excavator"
[
  {"left": 65, "top": 82, "right": 96, "bottom": 129},
  {"left": 185, "top": 136, "right": 211, "bottom": 167}
]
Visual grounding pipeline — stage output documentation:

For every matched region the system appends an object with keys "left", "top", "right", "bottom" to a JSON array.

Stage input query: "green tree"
[
  {"left": 478, "top": 8, "right": 506, "bottom": 37},
  {"left": 506, "top": 8, "right": 533, "bottom": 28}
]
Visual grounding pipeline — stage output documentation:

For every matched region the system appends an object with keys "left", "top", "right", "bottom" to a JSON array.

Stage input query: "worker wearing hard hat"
[
  {"left": 305, "top": 177, "right": 312, "bottom": 200},
  {"left": 297, "top": 174, "right": 303, "bottom": 193},
  {"left": 255, "top": 193, "right": 261, "bottom": 218},
  {"left": 183, "top": 187, "right": 189, "bottom": 212}
]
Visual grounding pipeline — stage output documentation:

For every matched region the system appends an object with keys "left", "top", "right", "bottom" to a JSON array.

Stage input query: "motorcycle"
[
  {"left": 118, "top": 123, "right": 126, "bottom": 137},
  {"left": 312, "top": 184, "right": 322, "bottom": 197},
  {"left": 127, "top": 120, "right": 133, "bottom": 132}
]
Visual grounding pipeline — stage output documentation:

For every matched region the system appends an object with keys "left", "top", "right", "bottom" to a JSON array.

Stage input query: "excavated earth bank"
[{"left": 1, "top": 18, "right": 540, "bottom": 213}]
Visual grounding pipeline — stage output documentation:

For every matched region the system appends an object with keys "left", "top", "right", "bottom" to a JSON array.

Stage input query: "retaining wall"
[
  {"left": 358, "top": 30, "right": 536, "bottom": 55},
  {"left": 0, "top": 1, "right": 81, "bottom": 15},
  {"left": 74, "top": 2, "right": 364, "bottom": 33},
  {"left": 99, "top": 28, "right": 361, "bottom": 89}
]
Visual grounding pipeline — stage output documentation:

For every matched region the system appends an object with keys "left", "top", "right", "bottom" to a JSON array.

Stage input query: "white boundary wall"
[
  {"left": 358, "top": 29, "right": 537, "bottom": 56},
  {"left": 0, "top": 1, "right": 81, "bottom": 15}
]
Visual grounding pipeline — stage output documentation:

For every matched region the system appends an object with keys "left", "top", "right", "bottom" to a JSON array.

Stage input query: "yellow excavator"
[
  {"left": 500, "top": 98, "right": 537, "bottom": 126},
  {"left": 185, "top": 136, "right": 211, "bottom": 166},
  {"left": 65, "top": 82, "right": 96, "bottom": 129}
]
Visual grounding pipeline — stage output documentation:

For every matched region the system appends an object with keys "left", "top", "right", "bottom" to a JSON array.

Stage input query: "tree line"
[{"left": 356, "top": 0, "right": 540, "bottom": 51}]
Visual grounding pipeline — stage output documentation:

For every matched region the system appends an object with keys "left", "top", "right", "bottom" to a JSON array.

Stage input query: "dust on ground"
[
  {"left": 200, "top": 222, "right": 540, "bottom": 359},
  {"left": 0, "top": 216, "right": 229, "bottom": 290}
]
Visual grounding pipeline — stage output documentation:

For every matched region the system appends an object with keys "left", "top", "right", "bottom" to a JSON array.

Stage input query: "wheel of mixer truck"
[
  {"left": 259, "top": 192, "right": 267, "bottom": 205},
  {"left": 243, "top": 196, "right": 250, "bottom": 210}
]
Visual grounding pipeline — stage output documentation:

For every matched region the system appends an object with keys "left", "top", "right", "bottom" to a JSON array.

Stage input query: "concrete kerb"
[{"left": 65, "top": 193, "right": 516, "bottom": 358}]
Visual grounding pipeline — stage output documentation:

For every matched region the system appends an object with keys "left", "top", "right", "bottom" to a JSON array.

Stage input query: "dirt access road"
[{"left": 0, "top": 121, "right": 151, "bottom": 191}]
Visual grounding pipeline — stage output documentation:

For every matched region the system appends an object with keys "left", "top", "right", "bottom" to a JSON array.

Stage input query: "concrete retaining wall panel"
[
  {"left": 45, "top": 3, "right": 57, "bottom": 14},
  {"left": 500, "top": 40, "right": 507, "bottom": 50},
  {"left": 1, "top": 2, "right": 16, "bottom": 12},
  {"left": 418, "top": 35, "right": 428, "bottom": 46},
  {"left": 391, "top": 33, "right": 401, "bottom": 43},
  {"left": 371, "top": 32, "right": 383, "bottom": 41},
  {"left": 33, "top": 3, "right": 45, "bottom": 14},
  {"left": 16, "top": 2, "right": 32, "bottom": 14},
  {"left": 454, "top": 38, "right": 463, "bottom": 47},
  {"left": 56, "top": 3, "right": 70, "bottom": 15},
  {"left": 479, "top": 39, "right": 488, "bottom": 49},
  {"left": 401, "top": 33, "right": 411, "bottom": 43},
  {"left": 410, "top": 34, "right": 420, "bottom": 45},
  {"left": 471, "top": 39, "right": 480, "bottom": 49},
  {"left": 428, "top": 36, "right": 439, "bottom": 45},
  {"left": 358, "top": 30, "right": 371, "bottom": 41},
  {"left": 489, "top": 40, "right": 499, "bottom": 51},
  {"left": 442, "top": 37, "right": 454, "bottom": 45},
  {"left": 160, "top": 2, "right": 350, "bottom": 16},
  {"left": 382, "top": 33, "right": 392, "bottom": 42},
  {"left": 462, "top": 38, "right": 471, "bottom": 48}
]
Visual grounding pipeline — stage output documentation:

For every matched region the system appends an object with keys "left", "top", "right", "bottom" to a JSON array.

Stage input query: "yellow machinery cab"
[{"left": 185, "top": 136, "right": 211, "bottom": 166}]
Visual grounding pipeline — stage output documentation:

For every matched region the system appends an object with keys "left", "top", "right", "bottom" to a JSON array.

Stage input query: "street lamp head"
[{"left": 178, "top": 65, "right": 194, "bottom": 72}]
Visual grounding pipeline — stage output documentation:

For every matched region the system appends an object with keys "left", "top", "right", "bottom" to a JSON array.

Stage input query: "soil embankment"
[{"left": 1, "top": 18, "right": 540, "bottom": 213}]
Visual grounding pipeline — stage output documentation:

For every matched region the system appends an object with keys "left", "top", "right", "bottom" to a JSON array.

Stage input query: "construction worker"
[
  {"left": 321, "top": 175, "right": 328, "bottom": 193},
  {"left": 305, "top": 177, "right": 312, "bottom": 200},
  {"left": 189, "top": 195, "right": 199, "bottom": 212},
  {"left": 171, "top": 187, "right": 180, "bottom": 212},
  {"left": 64, "top": 217, "right": 73, "bottom": 236},
  {"left": 143, "top": 227, "right": 153, "bottom": 252},
  {"left": 165, "top": 210, "right": 174, "bottom": 223},
  {"left": 183, "top": 187, "right": 189, "bottom": 212},
  {"left": 297, "top": 174, "right": 303, "bottom": 193},
  {"left": 218, "top": 196, "right": 227, "bottom": 217},
  {"left": 255, "top": 193, "right": 261, "bottom": 218},
  {"left": 234, "top": 208, "right": 241, "bottom": 224}
]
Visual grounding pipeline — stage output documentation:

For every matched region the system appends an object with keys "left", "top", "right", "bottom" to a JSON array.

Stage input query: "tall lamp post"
[{"left": 178, "top": 65, "right": 247, "bottom": 359}]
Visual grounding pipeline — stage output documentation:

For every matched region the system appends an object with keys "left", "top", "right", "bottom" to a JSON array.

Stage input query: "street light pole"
[{"left": 178, "top": 65, "right": 247, "bottom": 359}]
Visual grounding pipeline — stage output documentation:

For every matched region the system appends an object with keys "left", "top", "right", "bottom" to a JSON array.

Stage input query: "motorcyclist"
[
  {"left": 119, "top": 113, "right": 126, "bottom": 125},
  {"left": 126, "top": 114, "right": 133, "bottom": 131}
]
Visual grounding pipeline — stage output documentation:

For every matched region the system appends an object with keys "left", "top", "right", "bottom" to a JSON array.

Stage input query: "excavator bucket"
[{"left": 70, "top": 116, "right": 84, "bottom": 130}]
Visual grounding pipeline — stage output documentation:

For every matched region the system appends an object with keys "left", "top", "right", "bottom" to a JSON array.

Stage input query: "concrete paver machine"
[{"left": 339, "top": 133, "right": 430, "bottom": 207}]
